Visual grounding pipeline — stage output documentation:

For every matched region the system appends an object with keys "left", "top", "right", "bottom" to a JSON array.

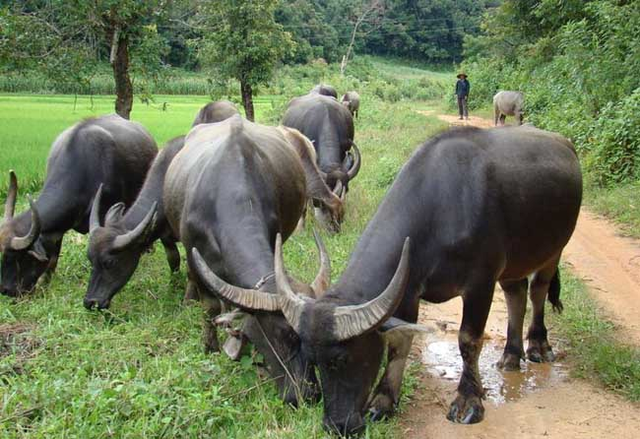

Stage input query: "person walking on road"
[{"left": 455, "top": 72, "right": 470, "bottom": 120}]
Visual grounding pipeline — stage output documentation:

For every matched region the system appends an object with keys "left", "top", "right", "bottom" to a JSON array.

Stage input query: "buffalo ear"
[
  {"left": 105, "top": 203, "right": 125, "bottom": 226},
  {"left": 378, "top": 317, "right": 433, "bottom": 346},
  {"left": 28, "top": 240, "right": 48, "bottom": 262}
]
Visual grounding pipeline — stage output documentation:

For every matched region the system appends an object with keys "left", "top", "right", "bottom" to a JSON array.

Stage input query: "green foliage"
[
  {"left": 461, "top": 0, "right": 640, "bottom": 186},
  {"left": 584, "top": 90, "right": 640, "bottom": 186},
  {"left": 273, "top": 0, "right": 491, "bottom": 65},
  {"left": 197, "top": 0, "right": 294, "bottom": 91}
]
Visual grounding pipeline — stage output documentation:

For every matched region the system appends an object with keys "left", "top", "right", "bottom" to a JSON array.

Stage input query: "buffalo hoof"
[
  {"left": 367, "top": 394, "right": 396, "bottom": 422},
  {"left": 496, "top": 352, "right": 523, "bottom": 371},
  {"left": 447, "top": 394, "right": 484, "bottom": 424},
  {"left": 527, "top": 340, "right": 555, "bottom": 363}
]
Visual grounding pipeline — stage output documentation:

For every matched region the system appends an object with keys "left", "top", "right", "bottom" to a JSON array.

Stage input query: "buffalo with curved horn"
[
  {"left": 83, "top": 101, "right": 241, "bottom": 310},
  {"left": 282, "top": 93, "right": 361, "bottom": 231},
  {"left": 0, "top": 115, "right": 157, "bottom": 297},
  {"left": 207, "top": 125, "right": 583, "bottom": 436},
  {"left": 163, "top": 114, "right": 341, "bottom": 406}
]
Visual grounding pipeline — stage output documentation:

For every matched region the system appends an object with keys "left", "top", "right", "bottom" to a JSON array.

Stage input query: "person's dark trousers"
[{"left": 457, "top": 96, "right": 468, "bottom": 119}]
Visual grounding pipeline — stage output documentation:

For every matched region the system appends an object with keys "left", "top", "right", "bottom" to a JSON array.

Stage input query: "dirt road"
[{"left": 399, "top": 112, "right": 640, "bottom": 438}]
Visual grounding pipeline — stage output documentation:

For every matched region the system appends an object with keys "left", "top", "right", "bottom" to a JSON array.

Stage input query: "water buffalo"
[
  {"left": 192, "top": 100, "right": 239, "bottom": 127},
  {"left": 83, "top": 101, "right": 241, "bottom": 310},
  {"left": 341, "top": 91, "right": 360, "bottom": 119},
  {"left": 282, "top": 93, "right": 361, "bottom": 230},
  {"left": 83, "top": 137, "right": 184, "bottom": 310},
  {"left": 161, "top": 115, "right": 341, "bottom": 405},
  {"left": 311, "top": 83, "right": 338, "bottom": 99},
  {"left": 0, "top": 115, "right": 157, "bottom": 297},
  {"left": 212, "top": 125, "right": 583, "bottom": 435},
  {"left": 494, "top": 91, "right": 524, "bottom": 126}
]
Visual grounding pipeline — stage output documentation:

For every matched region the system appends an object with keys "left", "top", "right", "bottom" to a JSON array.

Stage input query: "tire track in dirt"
[{"left": 399, "top": 110, "right": 640, "bottom": 439}]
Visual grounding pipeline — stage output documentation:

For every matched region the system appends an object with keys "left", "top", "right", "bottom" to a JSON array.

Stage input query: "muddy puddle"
[{"left": 420, "top": 335, "right": 567, "bottom": 406}]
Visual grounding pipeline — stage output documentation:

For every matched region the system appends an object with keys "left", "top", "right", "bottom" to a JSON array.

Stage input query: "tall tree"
[
  {"left": 0, "top": 0, "right": 168, "bottom": 119},
  {"left": 339, "top": 0, "right": 385, "bottom": 75},
  {"left": 197, "top": 0, "right": 293, "bottom": 121}
]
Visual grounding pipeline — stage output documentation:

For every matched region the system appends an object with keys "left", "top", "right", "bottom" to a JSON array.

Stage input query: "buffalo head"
[
  {"left": 200, "top": 233, "right": 426, "bottom": 436},
  {"left": 84, "top": 184, "right": 157, "bottom": 310},
  {"left": 0, "top": 171, "right": 50, "bottom": 297},
  {"left": 190, "top": 230, "right": 332, "bottom": 407},
  {"left": 316, "top": 144, "right": 361, "bottom": 232}
]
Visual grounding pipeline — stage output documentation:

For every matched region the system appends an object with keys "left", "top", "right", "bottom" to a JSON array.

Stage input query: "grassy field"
[
  {"left": 0, "top": 83, "right": 448, "bottom": 436},
  {"left": 0, "top": 94, "right": 284, "bottom": 199}
]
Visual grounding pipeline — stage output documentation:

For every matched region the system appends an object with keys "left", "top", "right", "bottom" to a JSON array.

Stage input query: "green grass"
[
  {"left": 584, "top": 181, "right": 640, "bottom": 239},
  {"left": 551, "top": 268, "right": 640, "bottom": 401},
  {"left": 368, "top": 56, "right": 454, "bottom": 83},
  {"left": 0, "top": 89, "right": 447, "bottom": 437}
]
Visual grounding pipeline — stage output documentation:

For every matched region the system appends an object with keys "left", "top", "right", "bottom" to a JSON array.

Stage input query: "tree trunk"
[
  {"left": 240, "top": 80, "right": 255, "bottom": 122},
  {"left": 110, "top": 28, "right": 133, "bottom": 119}
]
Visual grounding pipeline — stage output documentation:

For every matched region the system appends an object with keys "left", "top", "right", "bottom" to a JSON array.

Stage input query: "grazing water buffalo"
[
  {"left": 311, "top": 83, "right": 338, "bottom": 99},
  {"left": 212, "top": 125, "right": 583, "bottom": 435},
  {"left": 341, "top": 91, "right": 360, "bottom": 119},
  {"left": 282, "top": 93, "right": 361, "bottom": 230},
  {"left": 192, "top": 100, "right": 239, "bottom": 127},
  {"left": 83, "top": 137, "right": 185, "bottom": 309},
  {"left": 494, "top": 90, "right": 524, "bottom": 126},
  {"left": 83, "top": 101, "right": 241, "bottom": 310},
  {"left": 161, "top": 115, "right": 340, "bottom": 405},
  {"left": 0, "top": 115, "right": 157, "bottom": 297}
]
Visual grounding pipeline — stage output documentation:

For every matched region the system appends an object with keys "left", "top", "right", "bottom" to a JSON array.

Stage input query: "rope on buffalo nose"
[
  {"left": 254, "top": 316, "right": 304, "bottom": 405},
  {"left": 254, "top": 272, "right": 275, "bottom": 290}
]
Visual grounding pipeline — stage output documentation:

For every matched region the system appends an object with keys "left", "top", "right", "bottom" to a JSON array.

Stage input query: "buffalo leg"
[
  {"left": 527, "top": 260, "right": 559, "bottom": 363},
  {"left": 497, "top": 279, "right": 527, "bottom": 370},
  {"left": 368, "top": 334, "right": 414, "bottom": 420},
  {"left": 499, "top": 114, "right": 506, "bottom": 126},
  {"left": 201, "top": 293, "right": 222, "bottom": 354},
  {"left": 161, "top": 237, "right": 181, "bottom": 273},
  {"left": 447, "top": 280, "right": 494, "bottom": 424},
  {"left": 184, "top": 267, "right": 199, "bottom": 303},
  {"left": 43, "top": 238, "right": 63, "bottom": 284},
  {"left": 494, "top": 106, "right": 500, "bottom": 126}
]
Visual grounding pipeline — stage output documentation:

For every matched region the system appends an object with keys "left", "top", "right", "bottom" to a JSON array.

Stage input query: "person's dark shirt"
[{"left": 455, "top": 79, "right": 470, "bottom": 97}]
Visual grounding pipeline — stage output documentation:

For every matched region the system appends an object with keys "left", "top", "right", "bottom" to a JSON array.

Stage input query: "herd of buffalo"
[{"left": 0, "top": 84, "right": 582, "bottom": 436}]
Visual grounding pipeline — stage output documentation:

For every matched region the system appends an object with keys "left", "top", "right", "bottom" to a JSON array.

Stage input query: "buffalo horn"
[
  {"left": 191, "top": 247, "right": 280, "bottom": 311},
  {"left": 346, "top": 143, "right": 361, "bottom": 180},
  {"left": 330, "top": 238, "right": 411, "bottom": 342},
  {"left": 274, "top": 233, "right": 308, "bottom": 334},
  {"left": 89, "top": 184, "right": 103, "bottom": 234},
  {"left": 112, "top": 202, "right": 157, "bottom": 251},
  {"left": 333, "top": 179, "right": 344, "bottom": 198},
  {"left": 4, "top": 170, "right": 18, "bottom": 221},
  {"left": 310, "top": 229, "right": 331, "bottom": 296},
  {"left": 10, "top": 197, "right": 42, "bottom": 251}
]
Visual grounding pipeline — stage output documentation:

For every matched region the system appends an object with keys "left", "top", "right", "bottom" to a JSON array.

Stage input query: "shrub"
[{"left": 584, "top": 89, "right": 640, "bottom": 186}]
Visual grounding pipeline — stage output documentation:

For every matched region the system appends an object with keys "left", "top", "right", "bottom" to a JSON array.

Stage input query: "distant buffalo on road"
[{"left": 494, "top": 91, "right": 524, "bottom": 126}]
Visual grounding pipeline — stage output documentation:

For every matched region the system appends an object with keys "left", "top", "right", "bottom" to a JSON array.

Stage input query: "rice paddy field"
[{"left": 0, "top": 94, "right": 285, "bottom": 199}]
